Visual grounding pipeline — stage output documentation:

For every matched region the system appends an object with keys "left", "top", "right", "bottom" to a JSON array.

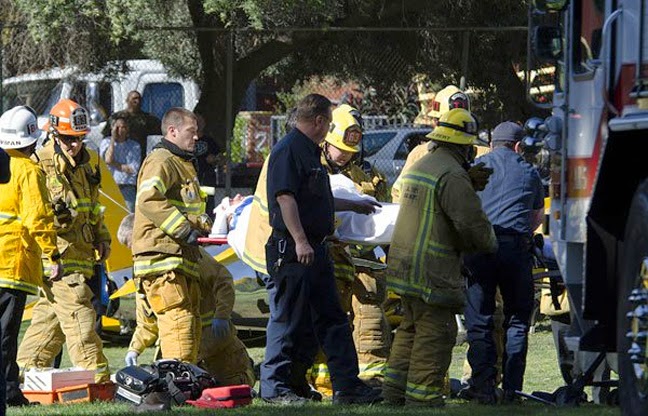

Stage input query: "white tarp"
[{"left": 215, "top": 173, "right": 399, "bottom": 260}]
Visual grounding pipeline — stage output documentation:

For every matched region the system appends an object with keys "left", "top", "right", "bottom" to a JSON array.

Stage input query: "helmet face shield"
[
  {"left": 438, "top": 119, "right": 479, "bottom": 135},
  {"left": 463, "top": 121, "right": 478, "bottom": 135}
]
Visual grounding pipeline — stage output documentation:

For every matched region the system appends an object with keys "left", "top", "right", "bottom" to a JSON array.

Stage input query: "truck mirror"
[
  {"left": 533, "top": 0, "right": 568, "bottom": 13},
  {"left": 533, "top": 26, "right": 563, "bottom": 61}
]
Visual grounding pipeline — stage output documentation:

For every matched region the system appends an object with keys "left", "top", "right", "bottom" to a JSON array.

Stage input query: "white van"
[{"left": 1, "top": 59, "right": 200, "bottom": 149}]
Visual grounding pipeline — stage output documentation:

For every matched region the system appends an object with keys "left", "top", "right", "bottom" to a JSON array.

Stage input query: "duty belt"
[{"left": 271, "top": 230, "right": 327, "bottom": 246}]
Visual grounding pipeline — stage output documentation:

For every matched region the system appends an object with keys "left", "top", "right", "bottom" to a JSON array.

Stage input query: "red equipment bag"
[{"left": 186, "top": 384, "right": 252, "bottom": 409}]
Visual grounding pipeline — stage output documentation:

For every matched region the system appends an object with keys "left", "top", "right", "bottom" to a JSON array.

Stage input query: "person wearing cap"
[
  {"left": 17, "top": 99, "right": 111, "bottom": 383},
  {"left": 460, "top": 121, "right": 544, "bottom": 404},
  {"left": 310, "top": 104, "right": 391, "bottom": 395},
  {"left": 0, "top": 106, "right": 62, "bottom": 407},
  {"left": 383, "top": 108, "right": 497, "bottom": 407}
]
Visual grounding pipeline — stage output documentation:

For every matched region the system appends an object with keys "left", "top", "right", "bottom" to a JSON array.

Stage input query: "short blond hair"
[{"left": 161, "top": 107, "right": 197, "bottom": 135}]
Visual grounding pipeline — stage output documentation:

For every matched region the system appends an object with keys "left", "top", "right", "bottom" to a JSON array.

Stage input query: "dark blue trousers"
[
  {"left": 464, "top": 237, "right": 534, "bottom": 392},
  {"left": 0, "top": 288, "right": 27, "bottom": 411},
  {"left": 260, "top": 238, "right": 360, "bottom": 398}
]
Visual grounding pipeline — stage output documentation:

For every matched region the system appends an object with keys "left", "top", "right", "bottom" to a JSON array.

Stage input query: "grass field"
[{"left": 8, "top": 322, "right": 621, "bottom": 416}]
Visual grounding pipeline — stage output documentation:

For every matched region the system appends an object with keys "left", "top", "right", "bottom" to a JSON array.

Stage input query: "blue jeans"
[
  {"left": 464, "top": 236, "right": 534, "bottom": 392},
  {"left": 118, "top": 184, "right": 136, "bottom": 213},
  {"left": 260, "top": 237, "right": 360, "bottom": 398}
]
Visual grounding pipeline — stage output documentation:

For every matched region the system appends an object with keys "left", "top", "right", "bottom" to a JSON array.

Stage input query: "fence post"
[
  {"left": 225, "top": 29, "right": 234, "bottom": 197},
  {"left": 461, "top": 31, "right": 470, "bottom": 88}
]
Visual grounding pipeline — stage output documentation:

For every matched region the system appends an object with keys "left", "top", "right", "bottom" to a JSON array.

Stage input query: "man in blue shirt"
[
  {"left": 261, "top": 94, "right": 381, "bottom": 406},
  {"left": 100, "top": 115, "right": 141, "bottom": 212},
  {"left": 461, "top": 121, "right": 544, "bottom": 404}
]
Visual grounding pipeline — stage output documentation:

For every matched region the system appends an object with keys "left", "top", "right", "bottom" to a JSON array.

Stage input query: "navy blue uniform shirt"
[
  {"left": 476, "top": 146, "right": 544, "bottom": 234},
  {"left": 266, "top": 128, "right": 335, "bottom": 240}
]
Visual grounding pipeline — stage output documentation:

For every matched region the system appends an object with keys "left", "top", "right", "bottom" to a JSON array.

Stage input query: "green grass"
[{"left": 8, "top": 322, "right": 621, "bottom": 416}]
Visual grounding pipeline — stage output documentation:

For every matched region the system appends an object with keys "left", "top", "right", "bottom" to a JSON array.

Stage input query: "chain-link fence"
[{"left": 0, "top": 25, "right": 528, "bottom": 209}]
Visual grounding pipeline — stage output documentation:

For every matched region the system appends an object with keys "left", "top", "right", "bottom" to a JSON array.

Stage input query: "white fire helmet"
[{"left": 0, "top": 106, "right": 40, "bottom": 149}]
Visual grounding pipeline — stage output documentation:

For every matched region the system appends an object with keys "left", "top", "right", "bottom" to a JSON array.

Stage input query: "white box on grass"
[{"left": 23, "top": 368, "right": 96, "bottom": 391}]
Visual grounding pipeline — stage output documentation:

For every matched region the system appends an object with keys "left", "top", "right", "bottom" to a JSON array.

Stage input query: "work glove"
[
  {"left": 196, "top": 213, "right": 214, "bottom": 235},
  {"left": 178, "top": 223, "right": 202, "bottom": 246},
  {"left": 468, "top": 162, "right": 494, "bottom": 191},
  {"left": 95, "top": 241, "right": 111, "bottom": 262},
  {"left": 125, "top": 351, "right": 139, "bottom": 367},
  {"left": 49, "top": 260, "right": 64, "bottom": 282},
  {"left": 52, "top": 199, "right": 74, "bottom": 228},
  {"left": 211, "top": 318, "right": 231, "bottom": 340},
  {"left": 185, "top": 229, "right": 202, "bottom": 245}
]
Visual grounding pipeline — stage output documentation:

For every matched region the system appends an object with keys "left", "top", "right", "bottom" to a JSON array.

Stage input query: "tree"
[{"left": 6, "top": 0, "right": 535, "bottom": 147}]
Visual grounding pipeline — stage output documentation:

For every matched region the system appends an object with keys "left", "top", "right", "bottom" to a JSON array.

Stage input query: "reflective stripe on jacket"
[
  {"left": 387, "top": 146, "right": 497, "bottom": 308},
  {"left": 132, "top": 147, "right": 203, "bottom": 279},
  {"left": 129, "top": 247, "right": 234, "bottom": 353},
  {"left": 0, "top": 150, "right": 59, "bottom": 294},
  {"left": 37, "top": 142, "right": 110, "bottom": 278}
]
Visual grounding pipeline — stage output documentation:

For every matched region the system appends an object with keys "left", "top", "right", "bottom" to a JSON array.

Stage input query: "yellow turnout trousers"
[{"left": 17, "top": 272, "right": 110, "bottom": 382}]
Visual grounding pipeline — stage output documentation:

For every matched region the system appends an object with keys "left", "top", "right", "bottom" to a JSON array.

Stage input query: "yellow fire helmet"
[
  {"left": 426, "top": 108, "right": 478, "bottom": 145},
  {"left": 428, "top": 85, "right": 471, "bottom": 119},
  {"left": 324, "top": 104, "right": 363, "bottom": 153}
]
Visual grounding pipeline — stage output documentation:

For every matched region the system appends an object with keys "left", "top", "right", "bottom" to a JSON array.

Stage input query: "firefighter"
[
  {"left": 0, "top": 106, "right": 62, "bottom": 406},
  {"left": 131, "top": 107, "right": 207, "bottom": 363},
  {"left": 383, "top": 108, "right": 497, "bottom": 407},
  {"left": 118, "top": 215, "right": 254, "bottom": 386},
  {"left": 17, "top": 99, "right": 111, "bottom": 383},
  {"left": 311, "top": 104, "right": 392, "bottom": 394},
  {"left": 392, "top": 85, "right": 471, "bottom": 203}
]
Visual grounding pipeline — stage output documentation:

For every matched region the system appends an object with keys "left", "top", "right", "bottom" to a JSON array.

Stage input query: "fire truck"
[{"left": 528, "top": 1, "right": 648, "bottom": 414}]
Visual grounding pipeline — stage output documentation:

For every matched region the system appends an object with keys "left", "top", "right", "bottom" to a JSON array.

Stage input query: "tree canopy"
[{"left": 3, "top": 0, "right": 536, "bottom": 144}]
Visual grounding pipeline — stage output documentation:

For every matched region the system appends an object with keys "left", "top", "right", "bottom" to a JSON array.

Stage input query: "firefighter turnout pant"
[
  {"left": 17, "top": 273, "right": 110, "bottom": 383},
  {"left": 198, "top": 321, "right": 255, "bottom": 387},
  {"left": 352, "top": 270, "right": 391, "bottom": 384},
  {"left": 383, "top": 296, "right": 456, "bottom": 407},
  {"left": 137, "top": 270, "right": 201, "bottom": 363}
]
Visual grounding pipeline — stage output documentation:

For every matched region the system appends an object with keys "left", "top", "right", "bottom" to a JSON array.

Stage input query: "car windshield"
[
  {"left": 362, "top": 131, "right": 397, "bottom": 157},
  {"left": 3, "top": 80, "right": 62, "bottom": 116}
]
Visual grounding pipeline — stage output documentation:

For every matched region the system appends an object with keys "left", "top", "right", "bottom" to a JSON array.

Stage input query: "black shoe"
[
  {"left": 291, "top": 380, "right": 323, "bottom": 402},
  {"left": 7, "top": 393, "right": 34, "bottom": 407},
  {"left": 333, "top": 383, "right": 383, "bottom": 405},
  {"left": 306, "top": 386, "right": 323, "bottom": 402},
  {"left": 502, "top": 390, "right": 522, "bottom": 405},
  {"left": 263, "top": 391, "right": 308, "bottom": 406},
  {"left": 457, "top": 385, "right": 500, "bottom": 405}
]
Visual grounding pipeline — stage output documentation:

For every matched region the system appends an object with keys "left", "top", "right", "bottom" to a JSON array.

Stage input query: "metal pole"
[
  {"left": 461, "top": 31, "right": 470, "bottom": 87},
  {"left": 225, "top": 30, "right": 234, "bottom": 197}
]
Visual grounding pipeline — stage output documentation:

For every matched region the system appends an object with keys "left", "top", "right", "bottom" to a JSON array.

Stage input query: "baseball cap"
[{"left": 491, "top": 121, "right": 524, "bottom": 143}]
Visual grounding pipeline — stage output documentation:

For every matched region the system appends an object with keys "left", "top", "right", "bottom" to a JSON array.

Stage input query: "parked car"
[{"left": 363, "top": 127, "right": 432, "bottom": 185}]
